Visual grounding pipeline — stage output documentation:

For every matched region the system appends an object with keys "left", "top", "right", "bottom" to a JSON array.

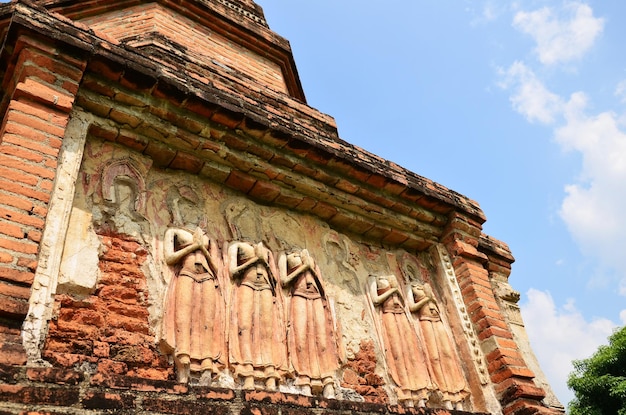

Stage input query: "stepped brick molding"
[{"left": 0, "top": 1, "right": 564, "bottom": 414}]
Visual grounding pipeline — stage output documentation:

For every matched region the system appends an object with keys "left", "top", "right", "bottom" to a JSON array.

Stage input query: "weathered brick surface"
[
  {"left": 0, "top": 363, "right": 468, "bottom": 415},
  {"left": 0, "top": 31, "right": 86, "bottom": 357},
  {"left": 340, "top": 341, "right": 388, "bottom": 404},
  {"left": 443, "top": 214, "right": 558, "bottom": 414},
  {"left": 42, "top": 233, "right": 172, "bottom": 381}
]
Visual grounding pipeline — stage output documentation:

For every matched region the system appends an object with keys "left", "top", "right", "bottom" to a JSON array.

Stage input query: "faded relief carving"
[
  {"left": 279, "top": 249, "right": 339, "bottom": 398},
  {"left": 161, "top": 191, "right": 226, "bottom": 385},
  {"left": 228, "top": 241, "right": 287, "bottom": 390},
  {"left": 367, "top": 275, "right": 432, "bottom": 407},
  {"left": 409, "top": 283, "right": 469, "bottom": 410}
]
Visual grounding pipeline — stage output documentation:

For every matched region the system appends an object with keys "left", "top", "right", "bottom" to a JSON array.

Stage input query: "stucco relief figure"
[
  {"left": 279, "top": 249, "right": 339, "bottom": 398},
  {"left": 368, "top": 275, "right": 432, "bottom": 407},
  {"left": 228, "top": 241, "right": 286, "bottom": 390},
  {"left": 162, "top": 199, "right": 225, "bottom": 385},
  {"left": 409, "top": 283, "right": 469, "bottom": 410}
]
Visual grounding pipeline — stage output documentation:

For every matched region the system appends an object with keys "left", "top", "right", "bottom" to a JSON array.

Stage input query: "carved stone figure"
[
  {"left": 368, "top": 275, "right": 432, "bottom": 407},
  {"left": 409, "top": 283, "right": 469, "bottom": 410},
  {"left": 228, "top": 241, "right": 286, "bottom": 390},
  {"left": 162, "top": 197, "right": 225, "bottom": 385},
  {"left": 279, "top": 249, "right": 339, "bottom": 398}
]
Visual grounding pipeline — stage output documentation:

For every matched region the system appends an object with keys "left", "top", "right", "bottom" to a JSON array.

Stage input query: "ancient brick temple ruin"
[{"left": 0, "top": 1, "right": 565, "bottom": 414}]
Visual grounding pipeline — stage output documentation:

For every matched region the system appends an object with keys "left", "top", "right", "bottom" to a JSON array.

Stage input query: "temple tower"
[{"left": 0, "top": 1, "right": 563, "bottom": 414}]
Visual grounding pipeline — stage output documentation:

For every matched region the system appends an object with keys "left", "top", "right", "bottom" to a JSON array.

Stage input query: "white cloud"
[
  {"left": 513, "top": 2, "right": 604, "bottom": 66},
  {"left": 620, "top": 310, "right": 626, "bottom": 324},
  {"left": 520, "top": 289, "right": 616, "bottom": 405},
  {"left": 498, "top": 60, "right": 626, "bottom": 294},
  {"left": 556, "top": 100, "right": 626, "bottom": 279},
  {"left": 615, "top": 80, "right": 626, "bottom": 104},
  {"left": 498, "top": 61, "right": 563, "bottom": 124},
  {"left": 468, "top": 1, "right": 503, "bottom": 26}
]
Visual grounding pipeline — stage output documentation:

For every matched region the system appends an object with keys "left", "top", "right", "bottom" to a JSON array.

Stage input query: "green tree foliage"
[{"left": 567, "top": 325, "right": 626, "bottom": 415}]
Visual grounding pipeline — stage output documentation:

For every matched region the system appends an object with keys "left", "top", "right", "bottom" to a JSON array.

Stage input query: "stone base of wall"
[{"left": 0, "top": 364, "right": 484, "bottom": 415}]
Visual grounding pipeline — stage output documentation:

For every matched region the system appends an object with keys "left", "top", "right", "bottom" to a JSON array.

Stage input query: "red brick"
[
  {"left": 90, "top": 373, "right": 187, "bottom": 394},
  {"left": 61, "top": 79, "right": 81, "bottom": 95},
  {"left": 247, "top": 180, "right": 281, "bottom": 202},
  {"left": 168, "top": 151, "right": 204, "bottom": 173},
  {"left": 244, "top": 390, "right": 315, "bottom": 408},
  {"left": 17, "top": 257, "right": 37, "bottom": 272},
  {"left": 0, "top": 154, "right": 55, "bottom": 180},
  {"left": 225, "top": 170, "right": 256, "bottom": 193},
  {"left": 3, "top": 133, "right": 60, "bottom": 158},
  {"left": 488, "top": 355, "right": 529, "bottom": 374},
  {"left": 0, "top": 166, "right": 39, "bottom": 186},
  {"left": 14, "top": 79, "right": 74, "bottom": 112},
  {"left": 0, "top": 144, "right": 45, "bottom": 163},
  {"left": 496, "top": 378, "right": 547, "bottom": 403},
  {"left": 106, "top": 313, "right": 149, "bottom": 334},
  {"left": 0, "top": 383, "right": 80, "bottom": 406},
  {"left": 18, "top": 46, "right": 84, "bottom": 82},
  {"left": 44, "top": 158, "right": 57, "bottom": 169},
  {"left": 116, "top": 130, "right": 149, "bottom": 152},
  {"left": 55, "top": 319, "right": 100, "bottom": 338},
  {"left": 41, "top": 350, "right": 92, "bottom": 368},
  {"left": 457, "top": 267, "right": 493, "bottom": 290},
  {"left": 0, "top": 252, "right": 13, "bottom": 263},
  {"left": 142, "top": 397, "right": 228, "bottom": 415},
  {"left": 461, "top": 287, "right": 498, "bottom": 309},
  {"left": 32, "top": 205, "right": 48, "bottom": 217},
  {"left": 0, "top": 237, "right": 39, "bottom": 255},
  {"left": 0, "top": 220, "right": 25, "bottom": 238},
  {"left": 502, "top": 399, "right": 556, "bottom": 415},
  {"left": 0, "top": 295, "right": 29, "bottom": 316},
  {"left": 26, "top": 367, "right": 83, "bottom": 385},
  {"left": 27, "top": 230, "right": 42, "bottom": 243},
  {"left": 58, "top": 307, "right": 105, "bottom": 327},
  {"left": 486, "top": 348, "right": 525, "bottom": 364},
  {"left": 87, "top": 58, "right": 123, "bottom": 83},
  {"left": 0, "top": 181, "right": 51, "bottom": 205},
  {"left": 476, "top": 315, "right": 510, "bottom": 332},
  {"left": 478, "top": 326, "right": 514, "bottom": 341},
  {"left": 40, "top": 179, "right": 54, "bottom": 192},
  {"left": 8, "top": 99, "right": 69, "bottom": 128},
  {"left": 0, "top": 341, "right": 27, "bottom": 365},
  {"left": 0, "top": 281, "right": 31, "bottom": 299},
  {"left": 97, "top": 359, "right": 127, "bottom": 375},
  {"left": 0, "top": 191, "right": 35, "bottom": 211},
  {"left": 0, "top": 266, "right": 34, "bottom": 284},
  {"left": 467, "top": 299, "right": 500, "bottom": 315},
  {"left": 83, "top": 391, "right": 136, "bottom": 410},
  {"left": 211, "top": 108, "right": 244, "bottom": 129},
  {"left": 196, "top": 387, "right": 236, "bottom": 402},
  {"left": 497, "top": 338, "right": 523, "bottom": 351},
  {"left": 16, "top": 62, "right": 58, "bottom": 85}
]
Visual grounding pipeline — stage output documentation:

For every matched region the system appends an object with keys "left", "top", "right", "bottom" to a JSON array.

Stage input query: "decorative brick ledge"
[{"left": 0, "top": 364, "right": 486, "bottom": 415}]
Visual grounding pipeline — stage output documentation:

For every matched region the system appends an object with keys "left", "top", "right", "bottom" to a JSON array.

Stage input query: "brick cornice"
[{"left": 0, "top": 2, "right": 486, "bottom": 250}]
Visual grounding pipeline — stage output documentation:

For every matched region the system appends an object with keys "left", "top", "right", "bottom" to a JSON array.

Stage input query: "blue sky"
[{"left": 258, "top": 0, "right": 626, "bottom": 407}]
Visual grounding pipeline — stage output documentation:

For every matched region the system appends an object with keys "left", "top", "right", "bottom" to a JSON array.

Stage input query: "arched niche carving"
[{"left": 101, "top": 158, "right": 147, "bottom": 217}]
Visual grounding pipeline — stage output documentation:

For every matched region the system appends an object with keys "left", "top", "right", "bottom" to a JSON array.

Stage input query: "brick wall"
[
  {"left": 0, "top": 363, "right": 470, "bottom": 415},
  {"left": 0, "top": 33, "right": 86, "bottom": 365},
  {"left": 79, "top": 3, "right": 288, "bottom": 94}
]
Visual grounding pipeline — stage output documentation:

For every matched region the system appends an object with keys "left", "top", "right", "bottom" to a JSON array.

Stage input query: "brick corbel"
[{"left": 441, "top": 213, "right": 553, "bottom": 414}]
